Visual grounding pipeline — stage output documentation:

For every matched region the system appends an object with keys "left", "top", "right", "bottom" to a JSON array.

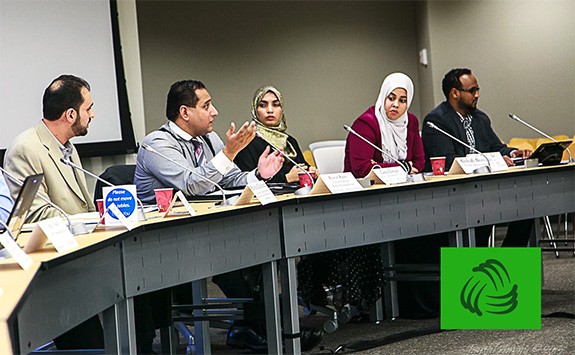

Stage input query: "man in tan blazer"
[
  {"left": 3, "top": 74, "right": 103, "bottom": 350},
  {"left": 4, "top": 74, "right": 95, "bottom": 223}
]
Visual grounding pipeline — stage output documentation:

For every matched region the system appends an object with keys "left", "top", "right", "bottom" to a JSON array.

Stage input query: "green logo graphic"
[
  {"left": 441, "top": 248, "right": 541, "bottom": 330},
  {"left": 460, "top": 259, "right": 518, "bottom": 316}
]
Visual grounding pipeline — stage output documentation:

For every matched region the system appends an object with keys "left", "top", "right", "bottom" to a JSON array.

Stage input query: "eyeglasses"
[{"left": 458, "top": 87, "right": 480, "bottom": 95}]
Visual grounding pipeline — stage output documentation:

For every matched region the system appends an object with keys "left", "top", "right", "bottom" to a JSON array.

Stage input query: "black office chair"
[{"left": 93, "top": 164, "right": 136, "bottom": 205}]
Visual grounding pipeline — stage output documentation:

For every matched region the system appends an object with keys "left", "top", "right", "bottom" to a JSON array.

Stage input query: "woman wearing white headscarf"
[
  {"left": 344, "top": 72, "right": 424, "bottom": 177},
  {"left": 299, "top": 73, "right": 441, "bottom": 319}
]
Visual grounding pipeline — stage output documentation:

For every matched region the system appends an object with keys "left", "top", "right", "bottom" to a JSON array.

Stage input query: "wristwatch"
[{"left": 254, "top": 168, "right": 269, "bottom": 181}]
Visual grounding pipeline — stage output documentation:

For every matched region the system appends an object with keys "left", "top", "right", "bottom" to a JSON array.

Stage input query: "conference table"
[{"left": 1, "top": 163, "right": 573, "bottom": 354}]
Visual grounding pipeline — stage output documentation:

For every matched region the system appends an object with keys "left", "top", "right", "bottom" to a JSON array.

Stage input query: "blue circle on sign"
[{"left": 105, "top": 188, "right": 136, "bottom": 220}]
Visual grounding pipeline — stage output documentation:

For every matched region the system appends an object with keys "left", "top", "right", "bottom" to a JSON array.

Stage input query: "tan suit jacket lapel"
[{"left": 35, "top": 122, "right": 90, "bottom": 206}]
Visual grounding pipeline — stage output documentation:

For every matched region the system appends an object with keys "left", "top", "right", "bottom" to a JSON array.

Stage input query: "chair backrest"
[
  {"left": 302, "top": 149, "right": 315, "bottom": 167},
  {"left": 309, "top": 140, "right": 346, "bottom": 174},
  {"left": 93, "top": 164, "right": 136, "bottom": 204}
]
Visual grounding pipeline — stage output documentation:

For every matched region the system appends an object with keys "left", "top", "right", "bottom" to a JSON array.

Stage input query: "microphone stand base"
[
  {"left": 472, "top": 166, "right": 491, "bottom": 174},
  {"left": 137, "top": 209, "right": 148, "bottom": 222},
  {"left": 71, "top": 221, "right": 89, "bottom": 235},
  {"left": 407, "top": 173, "right": 425, "bottom": 183},
  {"left": 294, "top": 186, "right": 312, "bottom": 195},
  {"left": 214, "top": 195, "right": 239, "bottom": 208}
]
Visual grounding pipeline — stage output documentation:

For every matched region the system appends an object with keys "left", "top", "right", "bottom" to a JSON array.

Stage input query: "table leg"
[
  {"left": 262, "top": 261, "right": 282, "bottom": 354},
  {"left": 280, "top": 257, "right": 301, "bottom": 354},
  {"left": 103, "top": 297, "right": 137, "bottom": 355},
  {"left": 192, "top": 279, "right": 211, "bottom": 354},
  {"left": 381, "top": 242, "right": 398, "bottom": 319}
]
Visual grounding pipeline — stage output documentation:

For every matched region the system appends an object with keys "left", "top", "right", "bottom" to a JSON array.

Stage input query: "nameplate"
[
  {"left": 449, "top": 152, "right": 508, "bottom": 175},
  {"left": 103, "top": 185, "right": 138, "bottom": 226},
  {"left": 236, "top": 181, "right": 278, "bottom": 206},
  {"left": 108, "top": 203, "right": 137, "bottom": 231},
  {"left": 0, "top": 231, "right": 33, "bottom": 270},
  {"left": 36, "top": 217, "right": 78, "bottom": 253},
  {"left": 164, "top": 191, "right": 196, "bottom": 217},
  {"left": 368, "top": 166, "right": 407, "bottom": 185},
  {"left": 310, "top": 173, "right": 364, "bottom": 195}
]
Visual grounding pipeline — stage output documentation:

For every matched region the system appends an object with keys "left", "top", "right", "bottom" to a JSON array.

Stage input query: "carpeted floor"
[{"left": 156, "top": 220, "right": 575, "bottom": 354}]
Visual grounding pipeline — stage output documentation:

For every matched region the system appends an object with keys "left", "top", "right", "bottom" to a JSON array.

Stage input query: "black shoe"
[
  {"left": 226, "top": 325, "right": 268, "bottom": 353},
  {"left": 300, "top": 327, "right": 323, "bottom": 351}
]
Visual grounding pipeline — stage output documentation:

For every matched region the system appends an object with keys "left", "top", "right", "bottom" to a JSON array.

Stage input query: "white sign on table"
[
  {"left": 449, "top": 152, "right": 508, "bottom": 175},
  {"left": 235, "top": 181, "right": 278, "bottom": 206},
  {"left": 108, "top": 203, "right": 137, "bottom": 231},
  {"left": 368, "top": 166, "right": 408, "bottom": 185},
  {"left": 0, "top": 232, "right": 33, "bottom": 270},
  {"left": 310, "top": 173, "right": 364, "bottom": 194},
  {"left": 164, "top": 191, "right": 197, "bottom": 217},
  {"left": 24, "top": 217, "right": 78, "bottom": 253},
  {"left": 102, "top": 185, "right": 139, "bottom": 226}
]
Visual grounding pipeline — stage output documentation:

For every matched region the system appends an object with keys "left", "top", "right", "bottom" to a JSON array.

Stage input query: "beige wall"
[
  {"left": 136, "top": 1, "right": 422, "bottom": 150},
  {"left": 425, "top": 0, "right": 575, "bottom": 141},
  {"left": 133, "top": 0, "right": 574, "bottom": 152}
]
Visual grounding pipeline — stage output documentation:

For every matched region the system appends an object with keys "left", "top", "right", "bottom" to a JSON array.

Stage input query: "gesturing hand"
[
  {"left": 257, "top": 146, "right": 284, "bottom": 179},
  {"left": 222, "top": 121, "right": 256, "bottom": 161}
]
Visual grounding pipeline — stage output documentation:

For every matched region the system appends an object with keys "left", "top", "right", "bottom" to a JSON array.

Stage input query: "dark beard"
[{"left": 71, "top": 118, "right": 88, "bottom": 137}]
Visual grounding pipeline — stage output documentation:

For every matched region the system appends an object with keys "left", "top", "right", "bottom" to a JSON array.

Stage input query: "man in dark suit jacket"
[
  {"left": 421, "top": 68, "right": 533, "bottom": 247},
  {"left": 421, "top": 68, "right": 531, "bottom": 172}
]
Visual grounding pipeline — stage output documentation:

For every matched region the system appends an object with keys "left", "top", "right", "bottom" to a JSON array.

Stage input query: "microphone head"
[
  {"left": 255, "top": 131, "right": 263, "bottom": 138},
  {"left": 509, "top": 113, "right": 519, "bottom": 120},
  {"left": 426, "top": 121, "right": 437, "bottom": 129},
  {"left": 59, "top": 157, "right": 68, "bottom": 164},
  {"left": 343, "top": 125, "right": 351, "bottom": 132}
]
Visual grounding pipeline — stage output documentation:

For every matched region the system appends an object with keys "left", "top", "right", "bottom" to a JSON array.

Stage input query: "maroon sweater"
[{"left": 344, "top": 106, "right": 425, "bottom": 178}]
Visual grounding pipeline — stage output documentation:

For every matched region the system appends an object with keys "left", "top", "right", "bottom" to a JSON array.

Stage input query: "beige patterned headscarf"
[{"left": 251, "top": 86, "right": 297, "bottom": 157}]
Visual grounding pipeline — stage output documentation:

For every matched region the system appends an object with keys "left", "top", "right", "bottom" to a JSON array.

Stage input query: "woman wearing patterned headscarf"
[
  {"left": 344, "top": 72, "right": 424, "bottom": 177},
  {"left": 235, "top": 85, "right": 317, "bottom": 183}
]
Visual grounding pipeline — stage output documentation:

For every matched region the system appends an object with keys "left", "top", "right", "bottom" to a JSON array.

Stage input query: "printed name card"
[
  {"left": 0, "top": 231, "right": 33, "bottom": 270},
  {"left": 368, "top": 166, "right": 408, "bottom": 185},
  {"left": 24, "top": 217, "right": 78, "bottom": 253},
  {"left": 235, "top": 181, "right": 278, "bottom": 206},
  {"left": 164, "top": 191, "right": 196, "bottom": 217},
  {"left": 310, "top": 173, "right": 364, "bottom": 195},
  {"left": 103, "top": 185, "right": 139, "bottom": 226},
  {"left": 449, "top": 152, "right": 508, "bottom": 175}
]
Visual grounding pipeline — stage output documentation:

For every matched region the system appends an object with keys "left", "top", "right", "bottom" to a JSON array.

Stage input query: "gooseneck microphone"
[
  {"left": 255, "top": 131, "right": 314, "bottom": 195},
  {"left": 509, "top": 113, "right": 572, "bottom": 162},
  {"left": 140, "top": 143, "right": 229, "bottom": 206},
  {"left": 0, "top": 167, "right": 84, "bottom": 235},
  {"left": 343, "top": 124, "right": 411, "bottom": 174},
  {"left": 59, "top": 158, "right": 148, "bottom": 221},
  {"left": 425, "top": 121, "right": 492, "bottom": 173}
]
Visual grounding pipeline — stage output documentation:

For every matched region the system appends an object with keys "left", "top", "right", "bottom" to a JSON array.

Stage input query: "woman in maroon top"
[
  {"left": 299, "top": 73, "right": 442, "bottom": 320},
  {"left": 344, "top": 72, "right": 424, "bottom": 177}
]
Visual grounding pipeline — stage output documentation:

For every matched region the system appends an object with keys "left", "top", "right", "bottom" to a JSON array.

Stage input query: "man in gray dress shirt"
[
  {"left": 132, "top": 79, "right": 285, "bottom": 354},
  {"left": 135, "top": 79, "right": 283, "bottom": 203}
]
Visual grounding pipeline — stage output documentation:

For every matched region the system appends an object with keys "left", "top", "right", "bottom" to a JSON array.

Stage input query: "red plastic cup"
[
  {"left": 298, "top": 171, "right": 315, "bottom": 187},
  {"left": 431, "top": 157, "right": 446, "bottom": 176},
  {"left": 96, "top": 199, "right": 105, "bottom": 225},
  {"left": 154, "top": 188, "right": 174, "bottom": 212}
]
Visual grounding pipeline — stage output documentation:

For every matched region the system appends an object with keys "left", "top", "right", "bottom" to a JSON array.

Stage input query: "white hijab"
[{"left": 374, "top": 72, "right": 414, "bottom": 163}]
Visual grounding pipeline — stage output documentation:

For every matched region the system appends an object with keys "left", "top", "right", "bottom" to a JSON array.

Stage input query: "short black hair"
[
  {"left": 42, "top": 74, "right": 90, "bottom": 121},
  {"left": 165, "top": 80, "right": 206, "bottom": 121},
  {"left": 442, "top": 68, "right": 472, "bottom": 99}
]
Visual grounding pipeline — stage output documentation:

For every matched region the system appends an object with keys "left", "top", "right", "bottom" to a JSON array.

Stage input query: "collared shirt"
[
  {"left": 456, "top": 111, "right": 476, "bottom": 150},
  {"left": 0, "top": 172, "right": 14, "bottom": 223},
  {"left": 167, "top": 121, "right": 240, "bottom": 177},
  {"left": 167, "top": 121, "right": 258, "bottom": 183},
  {"left": 42, "top": 120, "right": 74, "bottom": 160}
]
